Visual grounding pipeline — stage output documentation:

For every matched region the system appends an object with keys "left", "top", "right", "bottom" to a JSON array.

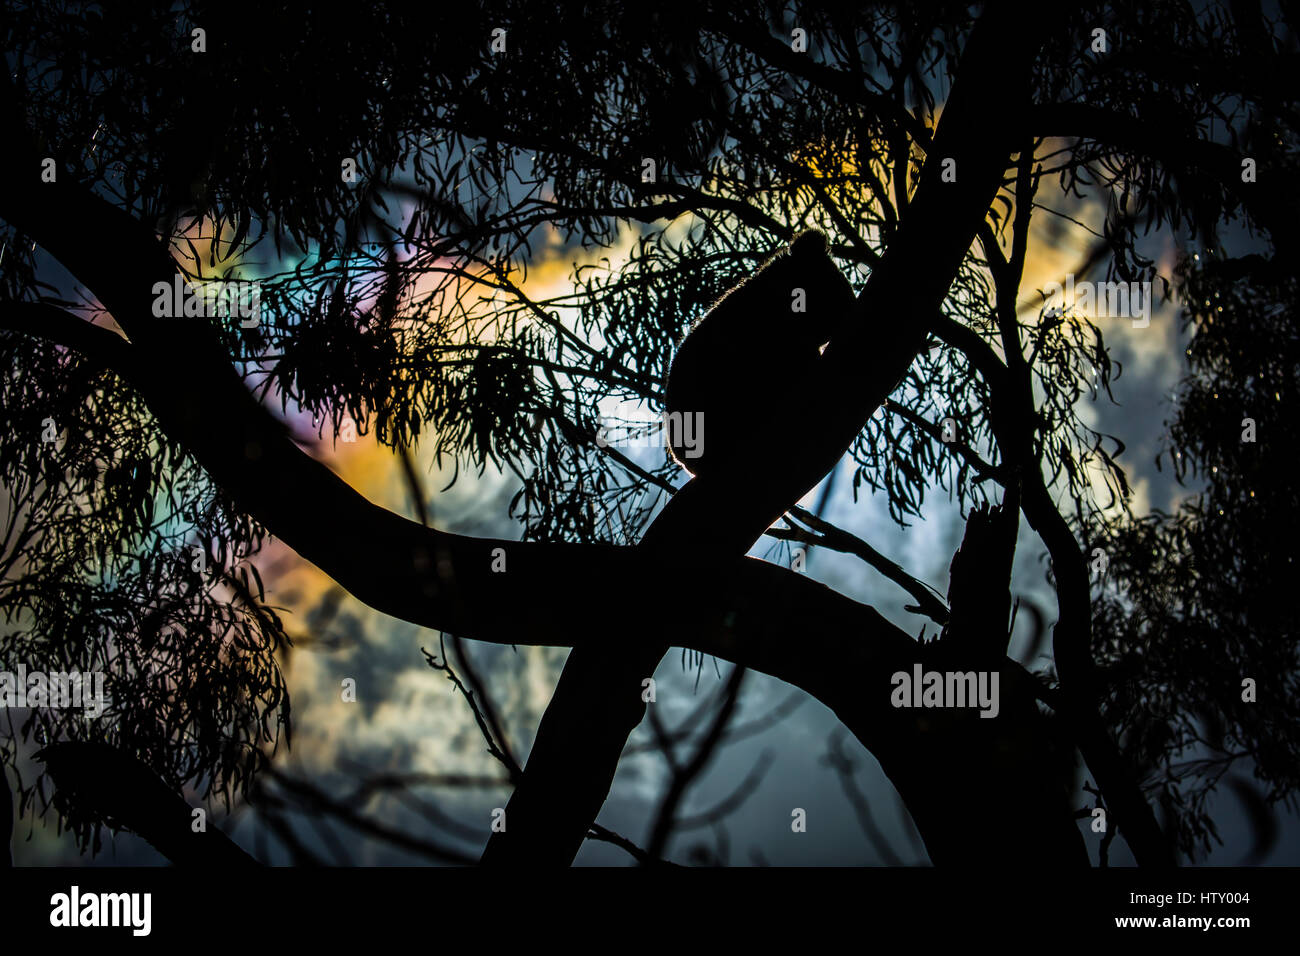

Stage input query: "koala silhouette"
[{"left": 663, "top": 231, "right": 856, "bottom": 476}]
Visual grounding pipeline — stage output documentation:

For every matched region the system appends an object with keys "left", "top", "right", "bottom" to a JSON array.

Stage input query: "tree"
[
  {"left": 0, "top": 0, "right": 1294, "bottom": 866},
  {"left": 1091, "top": 249, "right": 1300, "bottom": 861}
]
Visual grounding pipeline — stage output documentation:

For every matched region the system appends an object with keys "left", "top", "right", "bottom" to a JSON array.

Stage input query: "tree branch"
[{"left": 1028, "top": 102, "right": 1297, "bottom": 255}]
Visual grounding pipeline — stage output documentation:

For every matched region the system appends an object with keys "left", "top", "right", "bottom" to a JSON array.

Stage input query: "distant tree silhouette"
[
  {"left": 0, "top": 0, "right": 1296, "bottom": 866},
  {"left": 1091, "top": 250, "right": 1299, "bottom": 861}
]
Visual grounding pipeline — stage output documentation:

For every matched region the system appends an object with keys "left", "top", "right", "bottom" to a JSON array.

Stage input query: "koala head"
[{"left": 772, "top": 231, "right": 856, "bottom": 349}]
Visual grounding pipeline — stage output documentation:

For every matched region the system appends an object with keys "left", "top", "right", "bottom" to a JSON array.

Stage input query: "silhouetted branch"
[
  {"left": 823, "top": 729, "right": 904, "bottom": 866},
  {"left": 259, "top": 768, "right": 476, "bottom": 865},
  {"left": 587, "top": 822, "right": 680, "bottom": 867},
  {"left": 37, "top": 741, "right": 258, "bottom": 867},
  {"left": 1028, "top": 102, "right": 1298, "bottom": 256},
  {"left": 423, "top": 639, "right": 523, "bottom": 786},
  {"left": 780, "top": 505, "right": 950, "bottom": 625},
  {"left": 645, "top": 665, "right": 747, "bottom": 860},
  {"left": 673, "top": 750, "right": 775, "bottom": 831},
  {"left": 623, "top": 688, "right": 805, "bottom": 756}
]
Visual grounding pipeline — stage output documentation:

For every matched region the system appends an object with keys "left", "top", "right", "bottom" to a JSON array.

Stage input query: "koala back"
[{"left": 663, "top": 231, "right": 856, "bottom": 475}]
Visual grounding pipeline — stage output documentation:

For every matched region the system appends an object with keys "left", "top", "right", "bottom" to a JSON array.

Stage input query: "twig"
[
  {"left": 644, "top": 665, "right": 748, "bottom": 861},
  {"left": 823, "top": 729, "right": 905, "bottom": 865}
]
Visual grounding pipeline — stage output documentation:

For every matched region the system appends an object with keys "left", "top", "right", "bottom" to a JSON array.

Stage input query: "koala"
[{"left": 663, "top": 231, "right": 856, "bottom": 476}]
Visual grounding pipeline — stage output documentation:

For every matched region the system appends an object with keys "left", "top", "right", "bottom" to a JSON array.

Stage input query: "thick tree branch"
[
  {"left": 0, "top": 304, "right": 919, "bottom": 713},
  {"left": 38, "top": 742, "right": 258, "bottom": 867}
]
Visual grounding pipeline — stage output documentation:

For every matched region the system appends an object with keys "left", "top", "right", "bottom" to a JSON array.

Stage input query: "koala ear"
[{"left": 789, "top": 230, "right": 829, "bottom": 258}]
